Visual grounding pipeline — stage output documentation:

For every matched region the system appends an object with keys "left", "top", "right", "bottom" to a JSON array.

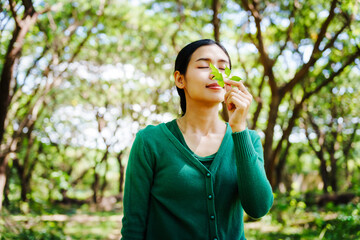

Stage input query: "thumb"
[{"left": 225, "top": 84, "right": 231, "bottom": 91}]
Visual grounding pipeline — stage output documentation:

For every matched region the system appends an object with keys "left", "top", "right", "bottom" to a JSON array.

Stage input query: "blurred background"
[{"left": 0, "top": 0, "right": 359, "bottom": 239}]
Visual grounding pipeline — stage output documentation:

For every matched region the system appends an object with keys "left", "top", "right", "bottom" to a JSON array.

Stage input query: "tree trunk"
[
  {"left": 264, "top": 93, "right": 281, "bottom": 186},
  {"left": 212, "top": 0, "right": 220, "bottom": 42},
  {"left": 92, "top": 171, "right": 99, "bottom": 203},
  {"left": 275, "top": 141, "right": 291, "bottom": 188},
  {"left": 329, "top": 150, "right": 337, "bottom": 192},
  {"left": 117, "top": 151, "right": 125, "bottom": 194},
  {"left": 3, "top": 164, "right": 11, "bottom": 207},
  {"left": 0, "top": 155, "right": 9, "bottom": 210},
  {"left": 0, "top": 1, "right": 39, "bottom": 210},
  {"left": 0, "top": 2, "right": 38, "bottom": 145}
]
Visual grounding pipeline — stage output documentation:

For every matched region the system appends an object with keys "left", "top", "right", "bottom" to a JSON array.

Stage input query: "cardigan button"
[
  {"left": 213, "top": 238, "right": 218, "bottom": 240},
  {"left": 210, "top": 215, "right": 215, "bottom": 220},
  {"left": 208, "top": 194, "right": 213, "bottom": 200},
  {"left": 206, "top": 173, "right": 211, "bottom": 177}
]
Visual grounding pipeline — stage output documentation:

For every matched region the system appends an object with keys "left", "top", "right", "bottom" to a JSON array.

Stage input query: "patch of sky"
[
  {"left": 75, "top": 26, "right": 88, "bottom": 38},
  {"left": 308, "top": 132, "right": 317, "bottom": 140},
  {"left": 289, "top": 128, "right": 308, "bottom": 143},
  {"left": 261, "top": 17, "right": 271, "bottom": 31},
  {"left": 268, "top": 44, "right": 278, "bottom": 56},
  {"left": 298, "top": 44, "right": 313, "bottom": 63},
  {"left": 277, "top": 50, "right": 300, "bottom": 76},
  {"left": 236, "top": 42, "right": 258, "bottom": 54},
  {"left": 338, "top": 87, "right": 347, "bottom": 96},
  {"left": 162, "top": 63, "right": 172, "bottom": 71},
  {"left": 248, "top": 17, "right": 257, "bottom": 34},
  {"left": 159, "top": 90, "right": 172, "bottom": 103},
  {"left": 249, "top": 68, "right": 261, "bottom": 79},
  {"left": 224, "top": 10, "right": 248, "bottom": 27},
  {"left": 331, "top": 62, "right": 342, "bottom": 72},
  {"left": 337, "top": 117, "right": 344, "bottom": 124},
  {"left": 338, "top": 33, "right": 349, "bottom": 40},
  {"left": 149, "top": 112, "right": 174, "bottom": 124},
  {"left": 17, "top": 56, "right": 33, "bottom": 85},
  {"left": 318, "top": 10, "right": 329, "bottom": 19},
  {"left": 352, "top": 117, "right": 359, "bottom": 124},
  {"left": 203, "top": 23, "right": 214, "bottom": 34},
  {"left": 323, "top": 69, "right": 330, "bottom": 79},
  {"left": 334, "top": 41, "right": 343, "bottom": 50},
  {"left": 279, "top": 104, "right": 288, "bottom": 113},
  {"left": 322, "top": 48, "right": 331, "bottom": 57},
  {"left": 274, "top": 124, "right": 283, "bottom": 141},
  {"left": 258, "top": 131, "right": 265, "bottom": 139},
  {"left": 132, "top": 104, "right": 142, "bottom": 112}
]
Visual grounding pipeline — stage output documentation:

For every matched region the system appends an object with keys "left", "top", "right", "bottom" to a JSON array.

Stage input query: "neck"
[{"left": 178, "top": 101, "right": 224, "bottom": 135}]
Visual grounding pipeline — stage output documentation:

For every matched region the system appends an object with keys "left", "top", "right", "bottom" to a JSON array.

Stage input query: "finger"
[
  {"left": 225, "top": 92, "right": 251, "bottom": 109},
  {"left": 225, "top": 88, "right": 252, "bottom": 102},
  {"left": 226, "top": 95, "right": 248, "bottom": 111},
  {"left": 224, "top": 79, "right": 250, "bottom": 95},
  {"left": 223, "top": 79, "right": 243, "bottom": 88}
]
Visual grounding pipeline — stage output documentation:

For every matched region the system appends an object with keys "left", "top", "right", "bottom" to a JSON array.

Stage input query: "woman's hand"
[{"left": 224, "top": 79, "right": 253, "bottom": 132}]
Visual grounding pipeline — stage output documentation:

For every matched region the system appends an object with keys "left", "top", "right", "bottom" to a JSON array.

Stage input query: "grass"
[{"left": 1, "top": 193, "right": 359, "bottom": 239}]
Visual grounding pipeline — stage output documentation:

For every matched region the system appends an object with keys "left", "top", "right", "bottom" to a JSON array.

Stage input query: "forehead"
[{"left": 189, "top": 44, "right": 229, "bottom": 63}]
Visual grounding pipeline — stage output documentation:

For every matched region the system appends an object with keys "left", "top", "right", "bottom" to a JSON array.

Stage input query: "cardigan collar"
[{"left": 159, "top": 121, "right": 232, "bottom": 175}]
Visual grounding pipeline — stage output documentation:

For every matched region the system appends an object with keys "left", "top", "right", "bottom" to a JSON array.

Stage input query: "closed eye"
[{"left": 198, "top": 67, "right": 209, "bottom": 69}]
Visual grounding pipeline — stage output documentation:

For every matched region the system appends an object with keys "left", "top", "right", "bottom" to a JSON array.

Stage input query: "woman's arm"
[
  {"left": 232, "top": 129, "right": 274, "bottom": 219},
  {"left": 121, "top": 132, "right": 154, "bottom": 239}
]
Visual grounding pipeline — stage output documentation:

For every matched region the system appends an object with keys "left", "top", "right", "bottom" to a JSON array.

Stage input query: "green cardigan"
[{"left": 121, "top": 122, "right": 273, "bottom": 240}]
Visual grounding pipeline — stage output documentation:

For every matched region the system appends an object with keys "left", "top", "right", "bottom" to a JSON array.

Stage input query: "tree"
[
  {"left": 301, "top": 74, "right": 360, "bottom": 193},
  {"left": 0, "top": 0, "right": 106, "bottom": 210},
  {"left": 0, "top": 0, "right": 45, "bottom": 211},
  {"left": 235, "top": 0, "right": 360, "bottom": 187}
]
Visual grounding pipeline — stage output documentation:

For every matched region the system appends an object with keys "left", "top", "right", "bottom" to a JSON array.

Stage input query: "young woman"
[{"left": 121, "top": 39, "right": 273, "bottom": 240}]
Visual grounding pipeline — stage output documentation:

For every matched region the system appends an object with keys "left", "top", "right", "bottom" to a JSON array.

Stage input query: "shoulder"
[
  {"left": 137, "top": 123, "right": 164, "bottom": 136},
  {"left": 135, "top": 123, "right": 167, "bottom": 144}
]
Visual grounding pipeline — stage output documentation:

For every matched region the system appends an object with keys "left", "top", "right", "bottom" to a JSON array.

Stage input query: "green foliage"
[
  {"left": 209, "top": 62, "right": 242, "bottom": 87},
  {"left": 1, "top": 0, "right": 360, "bottom": 232},
  {"left": 245, "top": 191, "right": 360, "bottom": 239},
  {"left": 0, "top": 221, "right": 66, "bottom": 240}
]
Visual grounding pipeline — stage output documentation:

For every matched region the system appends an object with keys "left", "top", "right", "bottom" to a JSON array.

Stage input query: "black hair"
[{"left": 174, "top": 39, "right": 232, "bottom": 115}]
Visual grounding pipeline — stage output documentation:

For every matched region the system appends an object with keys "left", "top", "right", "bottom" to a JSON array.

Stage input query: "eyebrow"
[{"left": 195, "top": 58, "right": 229, "bottom": 64}]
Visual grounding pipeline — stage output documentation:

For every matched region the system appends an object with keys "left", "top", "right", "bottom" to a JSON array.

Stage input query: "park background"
[{"left": 0, "top": 0, "right": 360, "bottom": 239}]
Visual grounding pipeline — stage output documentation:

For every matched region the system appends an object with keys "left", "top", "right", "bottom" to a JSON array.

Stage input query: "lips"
[{"left": 206, "top": 83, "right": 222, "bottom": 89}]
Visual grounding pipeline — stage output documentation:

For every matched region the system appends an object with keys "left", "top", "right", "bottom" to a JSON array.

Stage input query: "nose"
[{"left": 209, "top": 72, "right": 215, "bottom": 80}]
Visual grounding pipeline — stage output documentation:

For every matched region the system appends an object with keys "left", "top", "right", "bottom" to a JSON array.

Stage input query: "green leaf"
[
  {"left": 209, "top": 62, "right": 224, "bottom": 87},
  {"left": 225, "top": 66, "right": 231, "bottom": 77},
  {"left": 209, "top": 62, "right": 218, "bottom": 73},
  {"left": 230, "top": 76, "right": 242, "bottom": 82}
]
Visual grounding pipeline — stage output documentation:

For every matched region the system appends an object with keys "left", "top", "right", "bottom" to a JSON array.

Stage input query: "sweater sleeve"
[
  {"left": 121, "top": 131, "right": 154, "bottom": 239},
  {"left": 232, "top": 128, "right": 273, "bottom": 219}
]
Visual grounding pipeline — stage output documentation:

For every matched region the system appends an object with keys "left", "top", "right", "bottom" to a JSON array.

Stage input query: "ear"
[{"left": 174, "top": 71, "right": 186, "bottom": 89}]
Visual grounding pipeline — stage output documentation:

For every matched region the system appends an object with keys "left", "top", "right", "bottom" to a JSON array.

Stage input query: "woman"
[{"left": 121, "top": 39, "right": 273, "bottom": 240}]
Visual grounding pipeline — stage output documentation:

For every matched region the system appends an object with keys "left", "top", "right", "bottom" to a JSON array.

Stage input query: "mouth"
[{"left": 206, "top": 83, "right": 223, "bottom": 89}]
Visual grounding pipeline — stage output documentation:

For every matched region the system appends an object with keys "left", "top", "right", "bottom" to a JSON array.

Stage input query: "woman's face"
[{"left": 183, "top": 44, "right": 230, "bottom": 105}]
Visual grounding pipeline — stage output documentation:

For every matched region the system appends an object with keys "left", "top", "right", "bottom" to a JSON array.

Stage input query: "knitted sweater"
[{"left": 121, "top": 121, "right": 273, "bottom": 240}]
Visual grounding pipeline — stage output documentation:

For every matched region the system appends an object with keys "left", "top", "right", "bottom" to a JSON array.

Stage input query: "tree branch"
[
  {"left": 241, "top": 0, "right": 277, "bottom": 92},
  {"left": 171, "top": 0, "right": 185, "bottom": 52},
  {"left": 212, "top": 0, "right": 221, "bottom": 42},
  {"left": 280, "top": 0, "right": 338, "bottom": 94},
  {"left": 251, "top": 74, "right": 265, "bottom": 129},
  {"left": 9, "top": 0, "right": 21, "bottom": 27},
  {"left": 304, "top": 48, "right": 360, "bottom": 99},
  {"left": 343, "top": 122, "right": 359, "bottom": 157},
  {"left": 274, "top": 0, "right": 297, "bottom": 62}
]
